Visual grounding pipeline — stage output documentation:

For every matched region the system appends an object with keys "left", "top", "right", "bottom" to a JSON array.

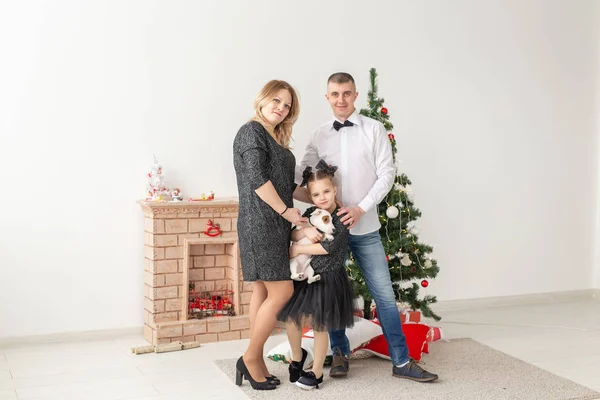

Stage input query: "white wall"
[
  {"left": 594, "top": 0, "right": 600, "bottom": 291},
  {"left": 0, "top": 0, "right": 598, "bottom": 338}
]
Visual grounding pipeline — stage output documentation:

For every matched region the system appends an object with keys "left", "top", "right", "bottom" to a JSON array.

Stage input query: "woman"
[{"left": 233, "top": 80, "right": 306, "bottom": 391}]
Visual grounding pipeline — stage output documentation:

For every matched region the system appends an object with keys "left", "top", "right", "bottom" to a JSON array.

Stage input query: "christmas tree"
[{"left": 346, "top": 68, "right": 441, "bottom": 321}]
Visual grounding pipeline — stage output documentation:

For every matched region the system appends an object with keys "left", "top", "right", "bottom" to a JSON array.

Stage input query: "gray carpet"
[{"left": 214, "top": 338, "right": 600, "bottom": 400}]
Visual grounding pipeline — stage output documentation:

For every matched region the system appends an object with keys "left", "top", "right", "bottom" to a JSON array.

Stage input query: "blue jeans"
[{"left": 329, "top": 230, "right": 410, "bottom": 365}]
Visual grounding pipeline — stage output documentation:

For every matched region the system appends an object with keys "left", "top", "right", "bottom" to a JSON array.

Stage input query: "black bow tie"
[{"left": 333, "top": 120, "right": 354, "bottom": 131}]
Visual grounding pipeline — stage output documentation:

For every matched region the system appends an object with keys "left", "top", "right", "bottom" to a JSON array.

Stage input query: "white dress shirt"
[{"left": 297, "top": 110, "right": 396, "bottom": 235}]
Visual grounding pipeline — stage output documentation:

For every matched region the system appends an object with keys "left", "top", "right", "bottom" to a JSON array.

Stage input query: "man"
[{"left": 294, "top": 72, "right": 438, "bottom": 382}]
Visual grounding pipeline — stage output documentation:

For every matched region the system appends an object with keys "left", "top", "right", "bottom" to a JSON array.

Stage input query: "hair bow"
[
  {"left": 315, "top": 159, "right": 338, "bottom": 177},
  {"left": 300, "top": 166, "right": 313, "bottom": 187}
]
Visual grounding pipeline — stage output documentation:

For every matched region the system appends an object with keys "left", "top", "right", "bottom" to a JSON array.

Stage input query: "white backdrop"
[{"left": 0, "top": 0, "right": 598, "bottom": 338}]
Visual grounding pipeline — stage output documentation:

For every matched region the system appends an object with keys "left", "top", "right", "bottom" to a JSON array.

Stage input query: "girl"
[{"left": 277, "top": 160, "right": 356, "bottom": 390}]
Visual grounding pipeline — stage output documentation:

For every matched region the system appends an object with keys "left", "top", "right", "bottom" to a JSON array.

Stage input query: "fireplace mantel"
[
  {"left": 138, "top": 197, "right": 251, "bottom": 345},
  {"left": 138, "top": 197, "right": 240, "bottom": 214}
]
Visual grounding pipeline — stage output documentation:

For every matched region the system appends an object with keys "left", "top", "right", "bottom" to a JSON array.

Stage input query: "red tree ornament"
[
  {"left": 386, "top": 255, "right": 389, "bottom": 262},
  {"left": 421, "top": 280, "right": 429, "bottom": 288},
  {"left": 388, "top": 133, "right": 395, "bottom": 140},
  {"left": 381, "top": 107, "right": 388, "bottom": 114}
]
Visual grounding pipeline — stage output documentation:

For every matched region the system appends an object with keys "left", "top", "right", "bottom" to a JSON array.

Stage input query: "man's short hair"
[{"left": 327, "top": 72, "right": 355, "bottom": 86}]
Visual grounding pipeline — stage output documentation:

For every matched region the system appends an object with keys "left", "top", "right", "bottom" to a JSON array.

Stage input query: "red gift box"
[
  {"left": 426, "top": 326, "right": 443, "bottom": 342},
  {"left": 355, "top": 320, "right": 443, "bottom": 361},
  {"left": 371, "top": 307, "right": 421, "bottom": 323},
  {"left": 356, "top": 319, "right": 431, "bottom": 361},
  {"left": 400, "top": 310, "right": 421, "bottom": 323}
]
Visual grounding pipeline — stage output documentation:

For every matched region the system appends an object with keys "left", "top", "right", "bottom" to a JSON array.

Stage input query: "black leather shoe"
[
  {"left": 329, "top": 349, "right": 349, "bottom": 377},
  {"left": 392, "top": 360, "right": 438, "bottom": 382},
  {"left": 289, "top": 348, "right": 308, "bottom": 383}
]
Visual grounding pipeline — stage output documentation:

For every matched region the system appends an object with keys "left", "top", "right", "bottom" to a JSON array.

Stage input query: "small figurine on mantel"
[
  {"left": 189, "top": 190, "right": 216, "bottom": 202},
  {"left": 146, "top": 155, "right": 171, "bottom": 201},
  {"left": 170, "top": 188, "right": 183, "bottom": 202}
]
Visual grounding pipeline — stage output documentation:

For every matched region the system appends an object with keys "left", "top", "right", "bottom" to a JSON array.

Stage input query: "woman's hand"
[
  {"left": 282, "top": 208, "right": 308, "bottom": 225},
  {"left": 303, "top": 227, "right": 323, "bottom": 243}
]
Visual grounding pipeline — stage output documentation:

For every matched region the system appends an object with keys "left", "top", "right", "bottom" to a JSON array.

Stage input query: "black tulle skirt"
[{"left": 277, "top": 267, "right": 357, "bottom": 332}]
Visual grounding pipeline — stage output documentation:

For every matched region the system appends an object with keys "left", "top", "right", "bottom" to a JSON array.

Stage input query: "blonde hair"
[{"left": 252, "top": 80, "right": 299, "bottom": 149}]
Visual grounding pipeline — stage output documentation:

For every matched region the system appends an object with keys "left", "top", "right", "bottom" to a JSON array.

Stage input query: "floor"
[{"left": 1, "top": 297, "right": 599, "bottom": 399}]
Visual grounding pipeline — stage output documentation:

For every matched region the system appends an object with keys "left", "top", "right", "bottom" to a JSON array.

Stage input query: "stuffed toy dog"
[{"left": 290, "top": 208, "right": 335, "bottom": 284}]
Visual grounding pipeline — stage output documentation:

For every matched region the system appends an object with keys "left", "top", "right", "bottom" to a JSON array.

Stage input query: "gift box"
[
  {"left": 421, "top": 325, "right": 443, "bottom": 354},
  {"left": 269, "top": 318, "right": 443, "bottom": 366},
  {"left": 426, "top": 326, "right": 443, "bottom": 342},
  {"left": 357, "top": 319, "right": 432, "bottom": 361},
  {"left": 371, "top": 307, "right": 421, "bottom": 323},
  {"left": 400, "top": 310, "right": 421, "bottom": 323}
]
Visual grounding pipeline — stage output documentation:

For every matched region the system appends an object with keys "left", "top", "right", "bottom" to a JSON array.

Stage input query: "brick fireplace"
[{"left": 138, "top": 198, "right": 252, "bottom": 345}]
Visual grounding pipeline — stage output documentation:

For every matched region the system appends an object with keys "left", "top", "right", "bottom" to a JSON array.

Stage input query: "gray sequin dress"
[{"left": 233, "top": 120, "right": 296, "bottom": 282}]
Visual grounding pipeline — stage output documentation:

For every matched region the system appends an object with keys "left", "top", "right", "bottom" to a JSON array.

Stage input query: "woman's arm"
[
  {"left": 237, "top": 123, "right": 307, "bottom": 225},
  {"left": 254, "top": 181, "right": 289, "bottom": 215},
  {"left": 255, "top": 182, "right": 307, "bottom": 225}
]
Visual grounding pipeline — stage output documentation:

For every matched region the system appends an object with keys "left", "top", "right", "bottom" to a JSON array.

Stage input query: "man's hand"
[
  {"left": 303, "top": 227, "right": 323, "bottom": 243},
  {"left": 337, "top": 206, "right": 366, "bottom": 229}
]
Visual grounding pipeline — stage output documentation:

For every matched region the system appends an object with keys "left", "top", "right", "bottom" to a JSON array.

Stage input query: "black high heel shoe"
[
  {"left": 266, "top": 374, "right": 281, "bottom": 385},
  {"left": 235, "top": 357, "right": 277, "bottom": 391},
  {"left": 289, "top": 348, "right": 308, "bottom": 383}
]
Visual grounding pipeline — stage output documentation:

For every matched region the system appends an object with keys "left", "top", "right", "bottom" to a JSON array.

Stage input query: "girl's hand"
[
  {"left": 289, "top": 244, "right": 300, "bottom": 259},
  {"left": 282, "top": 208, "right": 308, "bottom": 225},
  {"left": 303, "top": 227, "right": 323, "bottom": 243}
]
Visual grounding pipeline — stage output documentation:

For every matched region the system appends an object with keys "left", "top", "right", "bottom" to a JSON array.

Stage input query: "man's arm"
[
  {"left": 338, "top": 123, "right": 395, "bottom": 228},
  {"left": 357, "top": 123, "right": 395, "bottom": 213},
  {"left": 293, "top": 185, "right": 312, "bottom": 204},
  {"left": 293, "top": 130, "right": 320, "bottom": 204},
  {"left": 299, "top": 133, "right": 320, "bottom": 172}
]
